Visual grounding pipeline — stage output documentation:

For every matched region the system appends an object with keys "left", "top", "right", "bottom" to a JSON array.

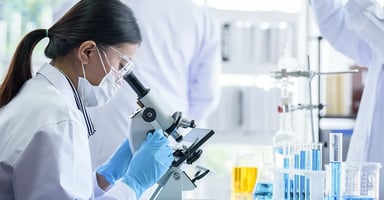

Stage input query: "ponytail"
[
  {"left": 0, "top": 29, "right": 47, "bottom": 107},
  {"left": 0, "top": 0, "right": 142, "bottom": 107}
]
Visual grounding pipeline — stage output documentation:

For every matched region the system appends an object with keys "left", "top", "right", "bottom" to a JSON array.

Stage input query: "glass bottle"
[
  {"left": 271, "top": 44, "right": 300, "bottom": 200},
  {"left": 273, "top": 43, "right": 299, "bottom": 169}
]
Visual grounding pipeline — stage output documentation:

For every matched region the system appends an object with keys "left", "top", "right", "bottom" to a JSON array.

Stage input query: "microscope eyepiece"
[{"left": 123, "top": 72, "right": 150, "bottom": 99}]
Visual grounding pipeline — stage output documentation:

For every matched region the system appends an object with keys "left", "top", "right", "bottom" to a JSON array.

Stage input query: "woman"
[{"left": 0, "top": 0, "right": 173, "bottom": 199}]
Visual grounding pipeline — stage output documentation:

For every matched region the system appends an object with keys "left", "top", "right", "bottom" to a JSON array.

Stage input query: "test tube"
[
  {"left": 329, "top": 133, "right": 342, "bottom": 200},
  {"left": 305, "top": 144, "right": 310, "bottom": 200},
  {"left": 305, "top": 143, "right": 322, "bottom": 200},
  {"left": 283, "top": 144, "right": 291, "bottom": 200},
  {"left": 299, "top": 144, "right": 307, "bottom": 200},
  {"left": 293, "top": 144, "right": 300, "bottom": 200},
  {"left": 311, "top": 143, "right": 323, "bottom": 171}
]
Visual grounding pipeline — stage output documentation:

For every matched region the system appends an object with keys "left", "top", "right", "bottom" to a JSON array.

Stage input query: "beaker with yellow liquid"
[
  {"left": 230, "top": 192, "right": 254, "bottom": 200},
  {"left": 231, "top": 154, "right": 258, "bottom": 193},
  {"left": 232, "top": 166, "right": 258, "bottom": 193}
]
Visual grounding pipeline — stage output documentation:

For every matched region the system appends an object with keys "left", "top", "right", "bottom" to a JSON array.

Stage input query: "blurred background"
[{"left": 0, "top": 0, "right": 364, "bottom": 199}]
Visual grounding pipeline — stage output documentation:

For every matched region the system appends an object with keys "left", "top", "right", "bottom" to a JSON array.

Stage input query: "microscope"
[{"left": 123, "top": 72, "right": 215, "bottom": 200}]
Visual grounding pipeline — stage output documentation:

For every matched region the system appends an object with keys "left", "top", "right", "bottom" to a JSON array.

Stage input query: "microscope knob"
[{"left": 142, "top": 107, "right": 156, "bottom": 122}]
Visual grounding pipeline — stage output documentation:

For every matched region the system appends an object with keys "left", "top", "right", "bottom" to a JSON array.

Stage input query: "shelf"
[
  {"left": 222, "top": 62, "right": 279, "bottom": 74},
  {"left": 211, "top": 9, "right": 301, "bottom": 24},
  {"left": 319, "top": 115, "right": 357, "bottom": 119},
  {"left": 319, "top": 118, "right": 355, "bottom": 131}
]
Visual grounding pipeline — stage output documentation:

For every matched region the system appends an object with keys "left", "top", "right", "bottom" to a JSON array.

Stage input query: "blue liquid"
[
  {"left": 305, "top": 178, "right": 310, "bottom": 200},
  {"left": 253, "top": 182, "right": 273, "bottom": 200},
  {"left": 275, "top": 147, "right": 284, "bottom": 154},
  {"left": 343, "top": 198, "right": 374, "bottom": 200},
  {"left": 311, "top": 149, "right": 321, "bottom": 171},
  {"left": 294, "top": 153, "right": 300, "bottom": 199},
  {"left": 342, "top": 196, "right": 374, "bottom": 200},
  {"left": 283, "top": 157, "right": 290, "bottom": 200},
  {"left": 300, "top": 150, "right": 306, "bottom": 200},
  {"left": 330, "top": 161, "right": 341, "bottom": 200},
  {"left": 299, "top": 150, "right": 306, "bottom": 170}
]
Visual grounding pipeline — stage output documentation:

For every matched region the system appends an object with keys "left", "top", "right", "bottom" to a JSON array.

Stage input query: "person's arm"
[
  {"left": 188, "top": 7, "right": 222, "bottom": 121},
  {"left": 93, "top": 173, "right": 136, "bottom": 200},
  {"left": 309, "top": 0, "right": 374, "bottom": 66},
  {"left": 92, "top": 130, "right": 173, "bottom": 200},
  {"left": 96, "top": 172, "right": 112, "bottom": 190},
  {"left": 13, "top": 120, "right": 137, "bottom": 200},
  {"left": 87, "top": 82, "right": 137, "bottom": 168},
  {"left": 12, "top": 121, "right": 94, "bottom": 200},
  {"left": 345, "top": 0, "right": 384, "bottom": 59}
]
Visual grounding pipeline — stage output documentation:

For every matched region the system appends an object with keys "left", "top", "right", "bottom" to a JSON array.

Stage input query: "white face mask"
[
  {"left": 78, "top": 71, "right": 121, "bottom": 107},
  {"left": 77, "top": 47, "right": 134, "bottom": 107}
]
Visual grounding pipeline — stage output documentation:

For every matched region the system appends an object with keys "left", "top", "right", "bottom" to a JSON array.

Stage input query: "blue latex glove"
[
  {"left": 96, "top": 139, "right": 132, "bottom": 185},
  {"left": 122, "top": 129, "right": 173, "bottom": 199}
]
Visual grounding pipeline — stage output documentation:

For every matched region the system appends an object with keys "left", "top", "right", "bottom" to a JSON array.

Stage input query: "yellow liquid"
[
  {"left": 231, "top": 167, "right": 258, "bottom": 193},
  {"left": 230, "top": 193, "right": 254, "bottom": 200}
]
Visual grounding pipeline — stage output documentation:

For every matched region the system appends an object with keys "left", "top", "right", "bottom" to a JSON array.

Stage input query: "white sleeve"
[
  {"left": 12, "top": 121, "right": 94, "bottom": 200},
  {"left": 12, "top": 120, "right": 136, "bottom": 200},
  {"left": 93, "top": 174, "right": 137, "bottom": 200},
  {"left": 309, "top": 0, "right": 374, "bottom": 66},
  {"left": 345, "top": 0, "right": 384, "bottom": 60},
  {"left": 93, "top": 172, "right": 110, "bottom": 197},
  {"left": 98, "top": 182, "right": 136, "bottom": 200},
  {"left": 188, "top": 7, "right": 222, "bottom": 121}
]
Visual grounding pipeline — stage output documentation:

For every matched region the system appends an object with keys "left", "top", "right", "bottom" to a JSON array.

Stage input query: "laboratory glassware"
[
  {"left": 253, "top": 163, "right": 273, "bottom": 200},
  {"left": 272, "top": 44, "right": 299, "bottom": 200},
  {"left": 341, "top": 162, "right": 382, "bottom": 200},
  {"left": 231, "top": 153, "right": 258, "bottom": 193},
  {"left": 329, "top": 132, "right": 342, "bottom": 200},
  {"left": 359, "top": 162, "right": 381, "bottom": 199}
]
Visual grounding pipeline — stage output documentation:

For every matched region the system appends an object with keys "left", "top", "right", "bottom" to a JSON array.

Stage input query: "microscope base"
[{"left": 150, "top": 167, "right": 196, "bottom": 200}]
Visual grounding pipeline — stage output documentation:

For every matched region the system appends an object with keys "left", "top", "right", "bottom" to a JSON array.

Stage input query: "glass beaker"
[
  {"left": 359, "top": 162, "right": 381, "bottom": 199},
  {"left": 231, "top": 153, "right": 258, "bottom": 194},
  {"left": 341, "top": 163, "right": 360, "bottom": 198},
  {"left": 341, "top": 162, "right": 382, "bottom": 200},
  {"left": 230, "top": 193, "right": 254, "bottom": 200}
]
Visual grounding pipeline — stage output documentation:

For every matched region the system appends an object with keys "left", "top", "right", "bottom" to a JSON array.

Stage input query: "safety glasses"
[{"left": 102, "top": 46, "right": 135, "bottom": 82}]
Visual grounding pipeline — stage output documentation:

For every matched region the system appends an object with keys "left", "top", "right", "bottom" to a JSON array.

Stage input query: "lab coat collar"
[{"left": 36, "top": 63, "right": 78, "bottom": 109}]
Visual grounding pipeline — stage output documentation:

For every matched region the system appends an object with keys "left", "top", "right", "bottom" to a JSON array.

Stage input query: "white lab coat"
[
  {"left": 310, "top": 0, "right": 384, "bottom": 197},
  {"left": 88, "top": 0, "right": 221, "bottom": 168},
  {"left": 0, "top": 64, "right": 135, "bottom": 200}
]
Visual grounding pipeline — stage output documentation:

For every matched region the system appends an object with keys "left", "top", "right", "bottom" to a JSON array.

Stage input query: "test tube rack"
[{"left": 273, "top": 168, "right": 327, "bottom": 200}]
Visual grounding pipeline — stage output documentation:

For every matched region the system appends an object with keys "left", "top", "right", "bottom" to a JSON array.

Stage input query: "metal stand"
[{"left": 271, "top": 66, "right": 357, "bottom": 143}]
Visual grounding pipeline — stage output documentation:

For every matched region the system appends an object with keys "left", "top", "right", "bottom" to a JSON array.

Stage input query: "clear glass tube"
[
  {"left": 330, "top": 132, "right": 342, "bottom": 200},
  {"left": 283, "top": 144, "right": 291, "bottom": 200},
  {"left": 294, "top": 146, "right": 300, "bottom": 199},
  {"left": 298, "top": 144, "right": 306, "bottom": 200},
  {"left": 311, "top": 143, "right": 323, "bottom": 171}
]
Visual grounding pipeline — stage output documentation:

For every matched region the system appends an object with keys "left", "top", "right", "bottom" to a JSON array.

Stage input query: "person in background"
[
  {"left": 0, "top": 0, "right": 173, "bottom": 199},
  {"left": 309, "top": 0, "right": 384, "bottom": 196}
]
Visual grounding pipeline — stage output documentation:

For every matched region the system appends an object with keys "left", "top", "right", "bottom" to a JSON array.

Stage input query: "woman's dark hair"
[{"left": 0, "top": 0, "right": 142, "bottom": 107}]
